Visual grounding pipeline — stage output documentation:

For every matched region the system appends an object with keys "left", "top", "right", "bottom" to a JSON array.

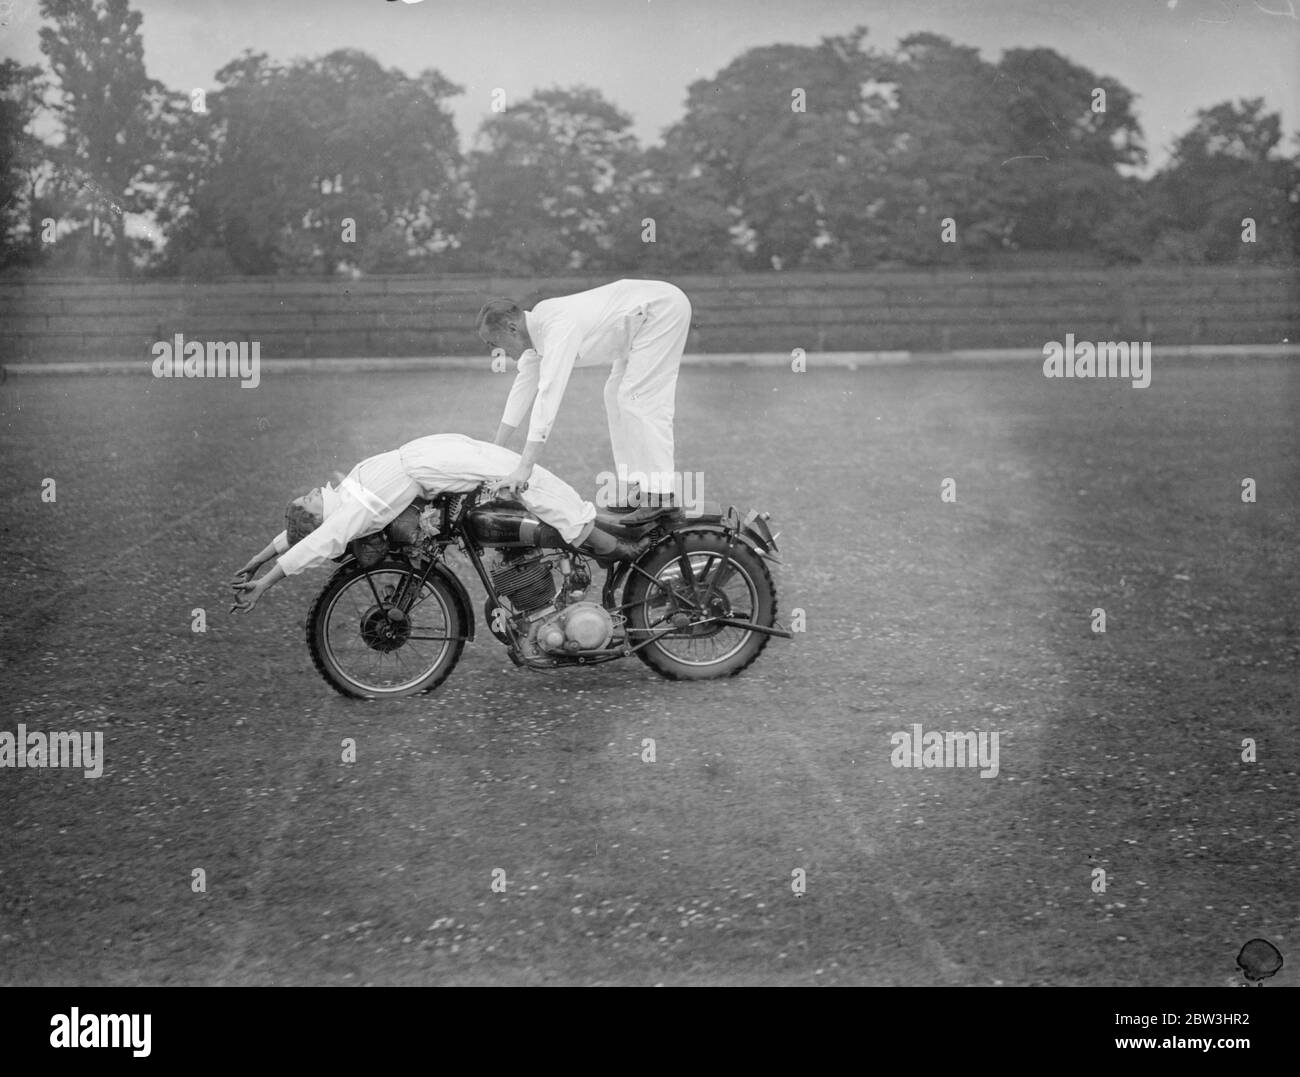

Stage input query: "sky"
[{"left": 0, "top": 0, "right": 1297, "bottom": 172}]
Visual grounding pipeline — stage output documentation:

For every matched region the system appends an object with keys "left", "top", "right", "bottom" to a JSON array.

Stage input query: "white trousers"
[
  {"left": 602, "top": 284, "right": 691, "bottom": 495},
  {"left": 518, "top": 463, "right": 597, "bottom": 543}
]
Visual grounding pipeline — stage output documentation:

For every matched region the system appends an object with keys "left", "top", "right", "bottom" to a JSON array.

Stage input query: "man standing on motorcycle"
[
  {"left": 476, "top": 279, "right": 691, "bottom": 525},
  {"left": 229, "top": 432, "right": 650, "bottom": 613}
]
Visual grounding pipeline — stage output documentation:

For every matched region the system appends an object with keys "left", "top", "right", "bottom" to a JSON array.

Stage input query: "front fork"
[{"left": 456, "top": 537, "right": 526, "bottom": 651}]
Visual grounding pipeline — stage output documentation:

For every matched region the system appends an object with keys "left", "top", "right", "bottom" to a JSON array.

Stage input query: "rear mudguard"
[
  {"left": 603, "top": 507, "right": 782, "bottom": 599},
  {"left": 335, "top": 552, "right": 476, "bottom": 642},
  {"left": 665, "top": 506, "right": 781, "bottom": 561}
]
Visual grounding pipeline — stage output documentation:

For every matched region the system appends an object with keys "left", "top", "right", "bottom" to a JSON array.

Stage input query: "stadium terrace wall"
[{"left": 0, "top": 266, "right": 1296, "bottom": 364}]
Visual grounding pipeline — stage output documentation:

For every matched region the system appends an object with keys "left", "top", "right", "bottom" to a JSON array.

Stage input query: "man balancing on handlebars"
[{"left": 228, "top": 432, "right": 652, "bottom": 614}]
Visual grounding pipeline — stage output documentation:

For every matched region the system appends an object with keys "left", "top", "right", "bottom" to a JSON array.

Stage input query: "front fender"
[
  {"left": 425, "top": 559, "right": 476, "bottom": 642},
  {"left": 336, "top": 553, "right": 475, "bottom": 642}
]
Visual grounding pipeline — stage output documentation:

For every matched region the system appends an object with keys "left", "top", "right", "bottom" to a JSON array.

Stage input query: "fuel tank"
[{"left": 466, "top": 503, "right": 564, "bottom": 548}]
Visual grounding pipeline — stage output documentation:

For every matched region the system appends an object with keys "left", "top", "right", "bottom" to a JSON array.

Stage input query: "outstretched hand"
[
  {"left": 229, "top": 577, "right": 265, "bottom": 615},
  {"left": 230, "top": 554, "right": 263, "bottom": 586}
]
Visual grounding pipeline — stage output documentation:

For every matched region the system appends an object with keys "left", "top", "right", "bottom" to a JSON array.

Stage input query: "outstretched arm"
[
  {"left": 229, "top": 494, "right": 377, "bottom": 615},
  {"left": 496, "top": 326, "right": 580, "bottom": 495},
  {"left": 231, "top": 540, "right": 279, "bottom": 584},
  {"left": 500, "top": 351, "right": 540, "bottom": 436},
  {"left": 494, "top": 438, "right": 542, "bottom": 497}
]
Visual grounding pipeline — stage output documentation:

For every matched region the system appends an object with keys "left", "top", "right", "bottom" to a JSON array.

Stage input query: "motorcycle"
[{"left": 305, "top": 483, "right": 792, "bottom": 698}]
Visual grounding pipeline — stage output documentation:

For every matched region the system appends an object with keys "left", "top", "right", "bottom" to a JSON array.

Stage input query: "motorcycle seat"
[{"left": 593, "top": 512, "right": 658, "bottom": 538}]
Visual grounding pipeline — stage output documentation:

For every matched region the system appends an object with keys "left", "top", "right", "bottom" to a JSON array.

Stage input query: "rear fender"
[
  {"left": 658, "top": 521, "right": 777, "bottom": 564},
  {"left": 731, "top": 508, "right": 781, "bottom": 561},
  {"left": 610, "top": 513, "right": 777, "bottom": 588}
]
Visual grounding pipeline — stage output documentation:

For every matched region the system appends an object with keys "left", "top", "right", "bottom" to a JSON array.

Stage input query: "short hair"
[
  {"left": 284, "top": 495, "right": 321, "bottom": 548},
  {"left": 475, "top": 297, "right": 522, "bottom": 336}
]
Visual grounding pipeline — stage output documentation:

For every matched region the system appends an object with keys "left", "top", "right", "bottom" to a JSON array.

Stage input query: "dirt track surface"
[{"left": 1, "top": 359, "right": 1297, "bottom": 985}]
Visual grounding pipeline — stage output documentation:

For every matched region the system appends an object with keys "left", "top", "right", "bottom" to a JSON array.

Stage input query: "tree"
[
  {"left": 0, "top": 59, "right": 51, "bottom": 270},
  {"left": 159, "top": 49, "right": 465, "bottom": 276},
  {"left": 38, "top": 0, "right": 164, "bottom": 275},
  {"left": 463, "top": 86, "right": 644, "bottom": 273},
  {"left": 864, "top": 33, "right": 1018, "bottom": 264},
  {"left": 611, "top": 143, "right": 737, "bottom": 273},
  {"left": 1147, "top": 99, "right": 1298, "bottom": 263},
  {"left": 989, "top": 47, "right": 1145, "bottom": 254},
  {"left": 656, "top": 27, "right": 896, "bottom": 270}
]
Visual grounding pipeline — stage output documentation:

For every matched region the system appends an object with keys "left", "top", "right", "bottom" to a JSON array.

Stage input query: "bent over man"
[
  {"left": 229, "top": 433, "right": 650, "bottom": 613},
  {"left": 476, "top": 278, "right": 692, "bottom": 524}
]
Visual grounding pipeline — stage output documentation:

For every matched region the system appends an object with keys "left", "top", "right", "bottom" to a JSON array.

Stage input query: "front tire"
[
  {"left": 306, "top": 557, "right": 466, "bottom": 699},
  {"left": 623, "top": 532, "right": 776, "bottom": 680}
]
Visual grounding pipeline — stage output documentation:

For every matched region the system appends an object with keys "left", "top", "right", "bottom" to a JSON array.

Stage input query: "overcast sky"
[{"left": 1, "top": 0, "right": 1297, "bottom": 172}]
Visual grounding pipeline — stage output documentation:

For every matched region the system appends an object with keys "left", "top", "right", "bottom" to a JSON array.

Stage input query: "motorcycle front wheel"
[
  {"left": 623, "top": 532, "right": 776, "bottom": 681},
  {"left": 306, "top": 556, "right": 466, "bottom": 699}
]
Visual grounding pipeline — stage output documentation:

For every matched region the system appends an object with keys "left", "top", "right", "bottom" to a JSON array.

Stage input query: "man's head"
[
  {"left": 476, "top": 297, "right": 532, "bottom": 360},
  {"left": 284, "top": 486, "right": 325, "bottom": 547}
]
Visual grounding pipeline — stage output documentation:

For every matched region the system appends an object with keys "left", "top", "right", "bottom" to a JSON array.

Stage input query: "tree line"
[{"left": 1, "top": 0, "right": 1297, "bottom": 278}]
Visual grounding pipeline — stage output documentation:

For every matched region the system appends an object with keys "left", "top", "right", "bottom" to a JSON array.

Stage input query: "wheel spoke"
[
  {"left": 322, "top": 567, "right": 455, "bottom": 693},
  {"left": 698, "top": 556, "right": 738, "bottom": 606},
  {"left": 637, "top": 549, "right": 760, "bottom": 666}
]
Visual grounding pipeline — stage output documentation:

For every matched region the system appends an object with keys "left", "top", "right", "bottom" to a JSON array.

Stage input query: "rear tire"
[
  {"left": 623, "top": 531, "right": 776, "bottom": 681},
  {"left": 306, "top": 557, "right": 466, "bottom": 699}
]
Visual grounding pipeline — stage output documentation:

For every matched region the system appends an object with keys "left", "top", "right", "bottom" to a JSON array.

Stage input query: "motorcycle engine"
[
  {"left": 532, "top": 602, "right": 614, "bottom": 654},
  {"left": 490, "top": 549, "right": 557, "bottom": 611},
  {"left": 490, "top": 549, "right": 614, "bottom": 655}
]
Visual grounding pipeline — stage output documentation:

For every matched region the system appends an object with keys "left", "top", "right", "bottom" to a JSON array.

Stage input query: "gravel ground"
[{"left": 0, "top": 357, "right": 1296, "bottom": 985}]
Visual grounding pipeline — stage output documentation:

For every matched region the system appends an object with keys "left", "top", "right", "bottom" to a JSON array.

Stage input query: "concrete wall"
[{"left": 1, "top": 266, "right": 1295, "bottom": 363}]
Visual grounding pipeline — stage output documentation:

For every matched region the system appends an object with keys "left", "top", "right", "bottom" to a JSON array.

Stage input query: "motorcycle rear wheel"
[
  {"left": 306, "top": 556, "right": 465, "bottom": 699},
  {"left": 623, "top": 532, "right": 775, "bottom": 681}
]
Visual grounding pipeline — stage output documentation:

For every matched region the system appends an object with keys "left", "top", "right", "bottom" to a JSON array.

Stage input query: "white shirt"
[{"left": 501, "top": 279, "right": 669, "bottom": 443}]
